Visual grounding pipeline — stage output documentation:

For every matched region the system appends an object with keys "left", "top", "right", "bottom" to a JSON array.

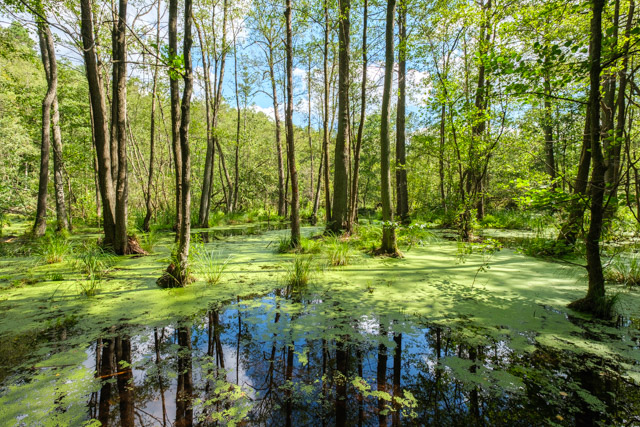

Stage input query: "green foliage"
[
  {"left": 275, "top": 235, "right": 292, "bottom": 254},
  {"left": 138, "top": 230, "right": 159, "bottom": 253},
  {"left": 518, "top": 238, "right": 571, "bottom": 259},
  {"left": 605, "top": 255, "right": 640, "bottom": 287},
  {"left": 397, "top": 223, "right": 434, "bottom": 249},
  {"left": 479, "top": 210, "right": 537, "bottom": 230}
]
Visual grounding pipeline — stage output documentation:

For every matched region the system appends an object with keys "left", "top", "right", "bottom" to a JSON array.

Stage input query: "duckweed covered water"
[{"left": 0, "top": 225, "right": 639, "bottom": 426}]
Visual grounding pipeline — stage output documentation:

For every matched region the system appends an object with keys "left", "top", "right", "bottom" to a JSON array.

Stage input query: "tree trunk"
[
  {"left": 198, "top": 0, "right": 228, "bottom": 225},
  {"left": 168, "top": 0, "right": 182, "bottom": 237},
  {"left": 233, "top": 32, "right": 241, "bottom": 212},
  {"left": 543, "top": 66, "right": 556, "bottom": 185},
  {"left": 113, "top": 0, "right": 129, "bottom": 255},
  {"left": 558, "top": 107, "right": 592, "bottom": 246},
  {"left": 33, "top": 19, "right": 56, "bottom": 236},
  {"left": 396, "top": 1, "right": 409, "bottom": 224},
  {"left": 328, "top": 0, "right": 351, "bottom": 234},
  {"left": 178, "top": 0, "right": 194, "bottom": 281},
  {"left": 143, "top": 1, "right": 161, "bottom": 232},
  {"left": 285, "top": 0, "right": 301, "bottom": 247},
  {"left": 568, "top": 0, "right": 606, "bottom": 315},
  {"left": 379, "top": 0, "right": 399, "bottom": 255},
  {"left": 348, "top": 0, "right": 368, "bottom": 231},
  {"left": 80, "top": 0, "right": 117, "bottom": 245},
  {"left": 323, "top": 0, "right": 332, "bottom": 223},
  {"left": 605, "top": 0, "right": 635, "bottom": 220}
]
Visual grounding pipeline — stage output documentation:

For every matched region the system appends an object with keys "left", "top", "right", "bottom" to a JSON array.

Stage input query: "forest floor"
[{"left": 0, "top": 219, "right": 639, "bottom": 425}]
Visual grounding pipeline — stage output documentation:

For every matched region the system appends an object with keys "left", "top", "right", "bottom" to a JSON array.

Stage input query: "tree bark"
[
  {"left": 143, "top": 0, "right": 161, "bottom": 232},
  {"left": 113, "top": 0, "right": 129, "bottom": 255},
  {"left": 323, "top": 0, "right": 332, "bottom": 223},
  {"left": 379, "top": 0, "right": 399, "bottom": 255},
  {"left": 568, "top": 0, "right": 606, "bottom": 314},
  {"left": 396, "top": 1, "right": 409, "bottom": 224},
  {"left": 198, "top": 0, "right": 228, "bottom": 225},
  {"left": 285, "top": 0, "right": 301, "bottom": 247},
  {"left": 328, "top": 0, "right": 351, "bottom": 234},
  {"left": 348, "top": 0, "right": 368, "bottom": 231},
  {"left": 33, "top": 18, "right": 55, "bottom": 236},
  {"left": 168, "top": 0, "right": 182, "bottom": 237},
  {"left": 80, "top": 0, "right": 117, "bottom": 245},
  {"left": 178, "top": 0, "right": 194, "bottom": 280}
]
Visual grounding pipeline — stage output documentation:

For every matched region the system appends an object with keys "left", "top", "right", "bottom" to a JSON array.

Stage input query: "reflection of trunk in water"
[
  {"left": 175, "top": 326, "right": 193, "bottom": 427},
  {"left": 377, "top": 326, "right": 388, "bottom": 427},
  {"left": 335, "top": 338, "right": 348, "bottom": 427},
  {"left": 392, "top": 332, "right": 402, "bottom": 426},
  {"left": 284, "top": 341, "right": 294, "bottom": 427},
  {"left": 153, "top": 327, "right": 168, "bottom": 427},
  {"left": 357, "top": 347, "right": 364, "bottom": 427},
  {"left": 468, "top": 346, "right": 481, "bottom": 425},
  {"left": 115, "top": 336, "right": 135, "bottom": 426},
  {"left": 98, "top": 337, "right": 114, "bottom": 426}
]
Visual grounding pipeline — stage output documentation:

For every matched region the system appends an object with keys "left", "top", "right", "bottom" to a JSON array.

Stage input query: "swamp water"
[{"left": 0, "top": 226, "right": 639, "bottom": 426}]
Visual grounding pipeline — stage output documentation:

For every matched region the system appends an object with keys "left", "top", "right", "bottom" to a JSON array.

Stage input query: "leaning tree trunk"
[
  {"left": 33, "top": 18, "right": 56, "bottom": 236},
  {"left": 379, "top": 0, "right": 399, "bottom": 256},
  {"left": 285, "top": 0, "right": 301, "bottom": 247},
  {"left": 328, "top": 0, "right": 351, "bottom": 234},
  {"left": 395, "top": 0, "right": 409, "bottom": 224},
  {"left": 568, "top": 0, "right": 607, "bottom": 315},
  {"left": 38, "top": 17, "right": 68, "bottom": 232},
  {"left": 80, "top": 0, "right": 117, "bottom": 245}
]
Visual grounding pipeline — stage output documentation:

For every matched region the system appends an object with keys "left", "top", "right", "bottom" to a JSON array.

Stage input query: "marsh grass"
[
  {"left": 74, "top": 243, "right": 116, "bottom": 297},
  {"left": 275, "top": 235, "right": 292, "bottom": 253},
  {"left": 284, "top": 256, "right": 313, "bottom": 289},
  {"left": 325, "top": 236, "right": 353, "bottom": 266},
  {"left": 38, "top": 234, "right": 71, "bottom": 264},
  {"left": 194, "top": 248, "right": 230, "bottom": 285}
]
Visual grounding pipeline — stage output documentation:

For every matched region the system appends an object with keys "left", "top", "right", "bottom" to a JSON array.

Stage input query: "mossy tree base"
[
  {"left": 157, "top": 263, "right": 193, "bottom": 288},
  {"left": 373, "top": 247, "right": 403, "bottom": 258},
  {"left": 567, "top": 295, "right": 616, "bottom": 320}
]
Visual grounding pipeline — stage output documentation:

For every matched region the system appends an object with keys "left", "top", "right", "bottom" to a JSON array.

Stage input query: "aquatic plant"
[
  {"left": 37, "top": 234, "right": 71, "bottom": 264},
  {"left": 298, "top": 236, "right": 322, "bottom": 254},
  {"left": 194, "top": 248, "right": 230, "bottom": 285},
  {"left": 77, "top": 275, "right": 101, "bottom": 297},
  {"left": 275, "top": 235, "right": 292, "bottom": 253},
  {"left": 326, "top": 235, "right": 353, "bottom": 266},
  {"left": 285, "top": 255, "right": 312, "bottom": 289},
  {"left": 74, "top": 243, "right": 116, "bottom": 279}
]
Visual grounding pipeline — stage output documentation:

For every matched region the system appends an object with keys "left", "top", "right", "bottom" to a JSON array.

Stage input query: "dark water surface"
[{"left": 78, "top": 290, "right": 639, "bottom": 426}]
